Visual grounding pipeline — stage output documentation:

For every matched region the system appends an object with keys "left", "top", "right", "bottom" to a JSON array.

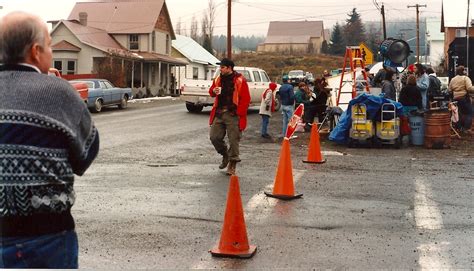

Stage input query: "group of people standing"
[
  {"left": 398, "top": 63, "right": 473, "bottom": 135},
  {"left": 259, "top": 75, "right": 330, "bottom": 138},
  {"left": 360, "top": 63, "right": 473, "bottom": 135}
]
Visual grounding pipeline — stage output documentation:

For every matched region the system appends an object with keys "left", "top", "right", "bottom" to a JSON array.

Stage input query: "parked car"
[
  {"left": 288, "top": 70, "right": 305, "bottom": 85},
  {"left": 180, "top": 66, "right": 280, "bottom": 113},
  {"left": 48, "top": 68, "right": 88, "bottom": 103},
  {"left": 70, "top": 79, "right": 132, "bottom": 113},
  {"left": 304, "top": 72, "right": 315, "bottom": 84}
]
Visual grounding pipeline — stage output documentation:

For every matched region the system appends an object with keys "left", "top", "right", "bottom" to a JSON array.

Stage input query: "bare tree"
[
  {"left": 175, "top": 18, "right": 182, "bottom": 35},
  {"left": 206, "top": 0, "right": 216, "bottom": 42},
  {"left": 201, "top": 14, "right": 212, "bottom": 53},
  {"left": 200, "top": 0, "right": 216, "bottom": 53},
  {"left": 201, "top": 12, "right": 209, "bottom": 42},
  {"left": 190, "top": 15, "right": 198, "bottom": 41}
]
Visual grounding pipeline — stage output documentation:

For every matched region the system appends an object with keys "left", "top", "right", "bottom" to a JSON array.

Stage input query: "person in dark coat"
[
  {"left": 381, "top": 69, "right": 396, "bottom": 100},
  {"left": 304, "top": 78, "right": 329, "bottom": 131},
  {"left": 399, "top": 74, "right": 422, "bottom": 115}
]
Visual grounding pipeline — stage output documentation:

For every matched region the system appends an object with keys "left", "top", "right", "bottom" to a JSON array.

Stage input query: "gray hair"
[{"left": 0, "top": 12, "right": 46, "bottom": 64}]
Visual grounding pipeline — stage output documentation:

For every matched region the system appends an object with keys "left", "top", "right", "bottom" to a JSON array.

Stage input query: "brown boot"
[
  {"left": 219, "top": 153, "right": 229, "bottom": 169},
  {"left": 226, "top": 161, "right": 237, "bottom": 176}
]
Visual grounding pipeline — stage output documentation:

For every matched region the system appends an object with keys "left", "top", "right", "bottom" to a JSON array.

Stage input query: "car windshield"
[
  {"left": 71, "top": 81, "right": 95, "bottom": 88},
  {"left": 289, "top": 70, "right": 304, "bottom": 76}
]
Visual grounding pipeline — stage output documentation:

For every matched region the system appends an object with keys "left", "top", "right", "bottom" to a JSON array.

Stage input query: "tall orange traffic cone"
[
  {"left": 303, "top": 122, "right": 326, "bottom": 164},
  {"left": 210, "top": 175, "right": 257, "bottom": 258},
  {"left": 264, "top": 138, "right": 303, "bottom": 200}
]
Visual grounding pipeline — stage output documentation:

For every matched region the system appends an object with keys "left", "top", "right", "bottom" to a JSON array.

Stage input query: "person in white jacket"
[{"left": 259, "top": 82, "right": 277, "bottom": 138}]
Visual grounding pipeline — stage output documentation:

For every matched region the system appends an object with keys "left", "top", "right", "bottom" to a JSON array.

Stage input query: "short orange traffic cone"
[
  {"left": 264, "top": 138, "right": 303, "bottom": 200},
  {"left": 303, "top": 122, "right": 326, "bottom": 164},
  {"left": 210, "top": 175, "right": 257, "bottom": 258}
]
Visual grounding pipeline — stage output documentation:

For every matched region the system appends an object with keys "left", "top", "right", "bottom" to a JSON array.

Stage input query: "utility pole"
[
  {"left": 467, "top": 0, "right": 470, "bottom": 75},
  {"left": 374, "top": 1, "right": 387, "bottom": 40},
  {"left": 381, "top": 4, "right": 387, "bottom": 40},
  {"left": 227, "top": 0, "right": 232, "bottom": 59},
  {"left": 408, "top": 4, "right": 427, "bottom": 63}
]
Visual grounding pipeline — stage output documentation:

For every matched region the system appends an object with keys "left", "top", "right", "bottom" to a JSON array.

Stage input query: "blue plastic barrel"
[{"left": 409, "top": 115, "right": 424, "bottom": 145}]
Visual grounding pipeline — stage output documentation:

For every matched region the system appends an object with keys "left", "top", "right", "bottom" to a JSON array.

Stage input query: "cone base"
[
  {"left": 210, "top": 245, "right": 257, "bottom": 259},
  {"left": 264, "top": 191, "right": 303, "bottom": 200},
  {"left": 302, "top": 159, "right": 326, "bottom": 164}
]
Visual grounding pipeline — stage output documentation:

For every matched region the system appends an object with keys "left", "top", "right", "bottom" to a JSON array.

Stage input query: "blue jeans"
[
  {"left": 420, "top": 89, "right": 428, "bottom": 109},
  {"left": 261, "top": 115, "right": 270, "bottom": 135},
  {"left": 281, "top": 105, "right": 294, "bottom": 137},
  {"left": 0, "top": 230, "right": 78, "bottom": 269}
]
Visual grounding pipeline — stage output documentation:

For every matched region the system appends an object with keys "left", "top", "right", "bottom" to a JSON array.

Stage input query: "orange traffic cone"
[
  {"left": 210, "top": 175, "right": 257, "bottom": 258},
  {"left": 264, "top": 138, "right": 303, "bottom": 200},
  {"left": 303, "top": 122, "right": 326, "bottom": 164}
]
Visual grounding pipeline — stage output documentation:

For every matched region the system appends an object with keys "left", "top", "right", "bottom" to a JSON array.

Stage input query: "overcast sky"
[{"left": 0, "top": 0, "right": 469, "bottom": 36}]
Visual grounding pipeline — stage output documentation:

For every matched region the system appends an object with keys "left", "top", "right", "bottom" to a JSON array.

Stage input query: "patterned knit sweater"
[{"left": 0, "top": 65, "right": 99, "bottom": 237}]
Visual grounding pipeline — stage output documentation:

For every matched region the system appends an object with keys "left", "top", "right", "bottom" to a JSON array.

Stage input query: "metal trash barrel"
[
  {"left": 424, "top": 110, "right": 451, "bottom": 149},
  {"left": 409, "top": 115, "right": 424, "bottom": 145}
]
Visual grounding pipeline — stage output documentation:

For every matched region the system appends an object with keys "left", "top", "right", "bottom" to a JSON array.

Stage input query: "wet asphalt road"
[{"left": 75, "top": 98, "right": 474, "bottom": 269}]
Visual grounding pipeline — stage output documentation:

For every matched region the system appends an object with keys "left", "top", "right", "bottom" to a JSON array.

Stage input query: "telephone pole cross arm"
[{"left": 408, "top": 4, "right": 427, "bottom": 63}]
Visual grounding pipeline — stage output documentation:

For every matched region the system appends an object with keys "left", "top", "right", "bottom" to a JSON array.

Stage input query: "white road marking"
[
  {"left": 191, "top": 170, "right": 306, "bottom": 269},
  {"left": 322, "top": 151, "right": 347, "bottom": 156},
  {"left": 414, "top": 176, "right": 452, "bottom": 269},
  {"left": 414, "top": 177, "right": 443, "bottom": 230}
]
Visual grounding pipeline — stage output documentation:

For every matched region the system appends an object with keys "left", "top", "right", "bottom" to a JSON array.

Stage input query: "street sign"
[{"left": 359, "top": 42, "right": 374, "bottom": 65}]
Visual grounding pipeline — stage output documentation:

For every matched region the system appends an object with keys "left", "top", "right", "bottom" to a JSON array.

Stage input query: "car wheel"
[
  {"left": 92, "top": 99, "right": 103, "bottom": 113},
  {"left": 118, "top": 95, "right": 128, "bottom": 109},
  {"left": 186, "top": 102, "right": 203, "bottom": 113},
  {"left": 274, "top": 93, "right": 281, "bottom": 112}
]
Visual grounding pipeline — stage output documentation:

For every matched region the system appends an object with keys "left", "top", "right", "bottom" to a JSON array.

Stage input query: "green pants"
[{"left": 210, "top": 111, "right": 241, "bottom": 162}]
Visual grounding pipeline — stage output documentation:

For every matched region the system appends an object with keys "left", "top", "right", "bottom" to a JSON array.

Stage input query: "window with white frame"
[
  {"left": 53, "top": 60, "right": 63, "bottom": 74},
  {"left": 455, "top": 29, "right": 466, "bottom": 37},
  {"left": 66, "top": 60, "right": 76, "bottom": 75},
  {"left": 129, "top": 34, "right": 139, "bottom": 50},
  {"left": 193, "top": 67, "right": 198, "bottom": 80},
  {"left": 53, "top": 59, "right": 77, "bottom": 75}
]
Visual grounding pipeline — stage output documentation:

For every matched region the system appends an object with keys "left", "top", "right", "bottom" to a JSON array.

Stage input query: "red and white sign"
[{"left": 285, "top": 104, "right": 304, "bottom": 139}]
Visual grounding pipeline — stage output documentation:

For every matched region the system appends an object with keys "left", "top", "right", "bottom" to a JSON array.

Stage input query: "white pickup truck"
[{"left": 180, "top": 66, "right": 281, "bottom": 113}]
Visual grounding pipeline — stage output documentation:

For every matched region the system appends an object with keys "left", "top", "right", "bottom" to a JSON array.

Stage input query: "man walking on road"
[
  {"left": 0, "top": 12, "right": 99, "bottom": 268},
  {"left": 208, "top": 58, "right": 250, "bottom": 175}
]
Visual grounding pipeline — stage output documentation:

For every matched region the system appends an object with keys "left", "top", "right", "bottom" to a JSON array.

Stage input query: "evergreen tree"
[
  {"left": 343, "top": 8, "right": 366, "bottom": 46},
  {"left": 329, "top": 22, "right": 345, "bottom": 55},
  {"left": 321, "top": 40, "right": 329, "bottom": 54},
  {"left": 202, "top": 34, "right": 213, "bottom": 54}
]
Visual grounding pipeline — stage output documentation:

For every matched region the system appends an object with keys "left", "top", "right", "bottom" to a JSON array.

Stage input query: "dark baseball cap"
[{"left": 217, "top": 58, "right": 235, "bottom": 68}]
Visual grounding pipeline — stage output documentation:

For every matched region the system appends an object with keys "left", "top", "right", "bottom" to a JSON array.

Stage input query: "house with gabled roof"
[
  {"left": 440, "top": 1, "right": 473, "bottom": 79},
  {"left": 49, "top": 0, "right": 187, "bottom": 97},
  {"left": 171, "top": 34, "right": 220, "bottom": 89},
  {"left": 257, "top": 21, "right": 327, "bottom": 54}
]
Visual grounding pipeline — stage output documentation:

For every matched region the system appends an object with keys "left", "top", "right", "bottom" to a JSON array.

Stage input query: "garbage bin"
[{"left": 409, "top": 114, "right": 424, "bottom": 146}]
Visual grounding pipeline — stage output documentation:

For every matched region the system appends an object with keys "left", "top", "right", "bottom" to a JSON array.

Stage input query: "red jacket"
[{"left": 208, "top": 72, "right": 251, "bottom": 131}]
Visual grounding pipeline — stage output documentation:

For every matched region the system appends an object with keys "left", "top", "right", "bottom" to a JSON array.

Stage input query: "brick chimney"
[{"left": 79, "top": 12, "right": 88, "bottom": 26}]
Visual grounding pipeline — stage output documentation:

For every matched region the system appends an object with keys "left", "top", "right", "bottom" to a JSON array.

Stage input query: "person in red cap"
[
  {"left": 401, "top": 64, "right": 416, "bottom": 88},
  {"left": 209, "top": 58, "right": 251, "bottom": 175},
  {"left": 259, "top": 82, "right": 278, "bottom": 139}
]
